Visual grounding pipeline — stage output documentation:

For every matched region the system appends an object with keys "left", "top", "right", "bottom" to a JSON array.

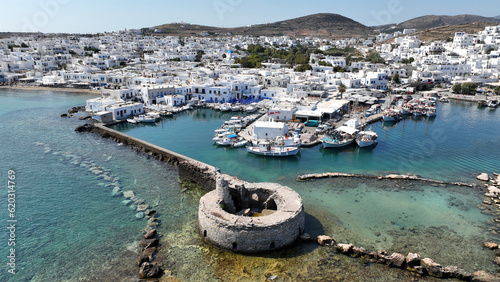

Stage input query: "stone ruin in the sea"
[{"left": 198, "top": 171, "right": 305, "bottom": 253}]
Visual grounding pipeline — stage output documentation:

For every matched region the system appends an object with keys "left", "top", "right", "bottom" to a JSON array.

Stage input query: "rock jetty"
[
  {"left": 307, "top": 234, "right": 500, "bottom": 281},
  {"left": 297, "top": 172, "right": 475, "bottom": 187}
]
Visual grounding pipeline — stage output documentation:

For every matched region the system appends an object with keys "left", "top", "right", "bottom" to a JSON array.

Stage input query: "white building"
[{"left": 251, "top": 121, "right": 288, "bottom": 140}]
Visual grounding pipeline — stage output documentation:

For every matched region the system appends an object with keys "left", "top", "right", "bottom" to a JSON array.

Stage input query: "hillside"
[
  {"left": 415, "top": 22, "right": 499, "bottom": 42},
  {"left": 154, "top": 13, "right": 375, "bottom": 38},
  {"left": 375, "top": 14, "right": 499, "bottom": 33}
]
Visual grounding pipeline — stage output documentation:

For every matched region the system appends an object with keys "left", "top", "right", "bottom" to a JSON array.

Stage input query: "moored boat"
[
  {"left": 355, "top": 130, "right": 378, "bottom": 148},
  {"left": 321, "top": 126, "right": 358, "bottom": 148},
  {"left": 246, "top": 142, "right": 299, "bottom": 157}
]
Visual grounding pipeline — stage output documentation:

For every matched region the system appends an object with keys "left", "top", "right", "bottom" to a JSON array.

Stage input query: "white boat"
[
  {"left": 220, "top": 104, "right": 231, "bottom": 112},
  {"left": 488, "top": 100, "right": 499, "bottom": 108},
  {"left": 439, "top": 97, "right": 450, "bottom": 103},
  {"left": 245, "top": 105, "right": 257, "bottom": 113},
  {"left": 212, "top": 129, "right": 235, "bottom": 142},
  {"left": 231, "top": 105, "right": 242, "bottom": 112},
  {"left": 127, "top": 118, "right": 138, "bottom": 124},
  {"left": 134, "top": 112, "right": 160, "bottom": 123},
  {"left": 216, "top": 134, "right": 247, "bottom": 147},
  {"left": 246, "top": 142, "right": 299, "bottom": 157},
  {"left": 356, "top": 130, "right": 378, "bottom": 148},
  {"left": 321, "top": 126, "right": 358, "bottom": 148}
]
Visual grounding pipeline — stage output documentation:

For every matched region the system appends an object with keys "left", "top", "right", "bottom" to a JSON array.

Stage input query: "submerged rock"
[
  {"left": 137, "top": 247, "right": 156, "bottom": 266},
  {"left": 141, "top": 238, "right": 159, "bottom": 248},
  {"left": 121, "top": 199, "right": 132, "bottom": 205},
  {"left": 472, "top": 270, "right": 498, "bottom": 282},
  {"left": 421, "top": 258, "right": 445, "bottom": 278},
  {"left": 137, "top": 204, "right": 150, "bottom": 212},
  {"left": 135, "top": 212, "right": 144, "bottom": 219},
  {"left": 336, "top": 243, "right": 353, "bottom": 254},
  {"left": 145, "top": 210, "right": 157, "bottom": 216},
  {"left": 144, "top": 229, "right": 157, "bottom": 239},
  {"left": 484, "top": 242, "right": 499, "bottom": 250},
  {"left": 317, "top": 235, "right": 334, "bottom": 246},
  {"left": 123, "top": 190, "right": 135, "bottom": 199},
  {"left": 406, "top": 253, "right": 421, "bottom": 267},
  {"left": 444, "top": 266, "right": 472, "bottom": 280},
  {"left": 111, "top": 187, "right": 122, "bottom": 197},
  {"left": 388, "top": 252, "right": 406, "bottom": 268},
  {"left": 139, "top": 262, "right": 161, "bottom": 278}
]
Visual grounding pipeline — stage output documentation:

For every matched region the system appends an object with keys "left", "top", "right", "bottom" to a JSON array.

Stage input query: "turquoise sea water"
[
  {"left": 111, "top": 101, "right": 500, "bottom": 183},
  {"left": 1, "top": 89, "right": 500, "bottom": 281}
]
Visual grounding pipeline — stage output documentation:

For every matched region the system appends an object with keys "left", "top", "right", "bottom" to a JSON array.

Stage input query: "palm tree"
[{"left": 338, "top": 83, "right": 346, "bottom": 99}]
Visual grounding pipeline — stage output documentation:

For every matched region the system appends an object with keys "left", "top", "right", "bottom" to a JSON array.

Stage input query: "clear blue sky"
[{"left": 1, "top": 0, "right": 498, "bottom": 33}]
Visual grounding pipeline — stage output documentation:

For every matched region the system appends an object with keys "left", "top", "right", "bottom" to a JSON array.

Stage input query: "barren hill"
[
  {"left": 154, "top": 13, "right": 375, "bottom": 38},
  {"left": 376, "top": 14, "right": 499, "bottom": 33}
]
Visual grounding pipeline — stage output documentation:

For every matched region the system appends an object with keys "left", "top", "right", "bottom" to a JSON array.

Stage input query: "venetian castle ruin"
[{"left": 198, "top": 171, "right": 305, "bottom": 253}]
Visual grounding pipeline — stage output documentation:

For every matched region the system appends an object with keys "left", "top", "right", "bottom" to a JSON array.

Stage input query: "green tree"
[
  {"left": 392, "top": 73, "right": 401, "bottom": 84},
  {"left": 333, "top": 66, "right": 345, "bottom": 73},
  {"left": 366, "top": 52, "right": 385, "bottom": 64},
  {"left": 494, "top": 87, "right": 500, "bottom": 95},
  {"left": 194, "top": 50, "right": 205, "bottom": 62},
  {"left": 452, "top": 84, "right": 462, "bottom": 94},
  {"left": 461, "top": 83, "right": 477, "bottom": 95},
  {"left": 295, "top": 64, "right": 312, "bottom": 72},
  {"left": 338, "top": 83, "right": 346, "bottom": 99}
]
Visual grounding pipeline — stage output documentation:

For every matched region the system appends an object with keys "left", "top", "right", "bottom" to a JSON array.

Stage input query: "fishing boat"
[
  {"left": 383, "top": 109, "right": 401, "bottom": 122},
  {"left": 159, "top": 110, "right": 173, "bottom": 117},
  {"left": 439, "top": 97, "right": 449, "bottom": 103},
  {"left": 246, "top": 142, "right": 299, "bottom": 157},
  {"left": 425, "top": 108, "right": 437, "bottom": 117},
  {"left": 321, "top": 126, "right": 358, "bottom": 148},
  {"left": 355, "top": 130, "right": 378, "bottom": 147},
  {"left": 477, "top": 99, "right": 488, "bottom": 107}
]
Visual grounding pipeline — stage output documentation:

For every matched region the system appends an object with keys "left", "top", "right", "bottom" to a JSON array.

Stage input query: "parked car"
[{"left": 304, "top": 120, "right": 319, "bottom": 127}]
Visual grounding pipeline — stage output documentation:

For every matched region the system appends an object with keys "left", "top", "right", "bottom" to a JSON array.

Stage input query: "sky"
[{"left": 1, "top": 0, "right": 499, "bottom": 34}]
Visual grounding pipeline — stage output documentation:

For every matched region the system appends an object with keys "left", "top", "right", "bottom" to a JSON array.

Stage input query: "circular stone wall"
[{"left": 198, "top": 181, "right": 305, "bottom": 253}]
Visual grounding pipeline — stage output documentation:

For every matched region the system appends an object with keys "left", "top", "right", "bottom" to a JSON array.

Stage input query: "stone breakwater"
[
  {"left": 297, "top": 172, "right": 476, "bottom": 187},
  {"left": 303, "top": 234, "right": 499, "bottom": 281}
]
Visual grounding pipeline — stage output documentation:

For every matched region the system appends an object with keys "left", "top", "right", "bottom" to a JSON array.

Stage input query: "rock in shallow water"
[
  {"left": 472, "top": 270, "right": 499, "bottom": 282},
  {"left": 135, "top": 212, "right": 144, "bottom": 219},
  {"left": 477, "top": 173, "right": 490, "bottom": 181},
  {"left": 317, "top": 235, "right": 334, "bottom": 245},
  {"left": 139, "top": 262, "right": 161, "bottom": 278},
  {"left": 484, "top": 242, "right": 499, "bottom": 250}
]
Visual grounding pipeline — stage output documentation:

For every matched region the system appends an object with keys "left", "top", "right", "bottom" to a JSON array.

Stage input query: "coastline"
[{"left": 0, "top": 85, "right": 101, "bottom": 94}]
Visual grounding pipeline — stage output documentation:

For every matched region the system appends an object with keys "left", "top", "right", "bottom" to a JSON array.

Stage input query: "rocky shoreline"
[{"left": 301, "top": 233, "right": 498, "bottom": 281}]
